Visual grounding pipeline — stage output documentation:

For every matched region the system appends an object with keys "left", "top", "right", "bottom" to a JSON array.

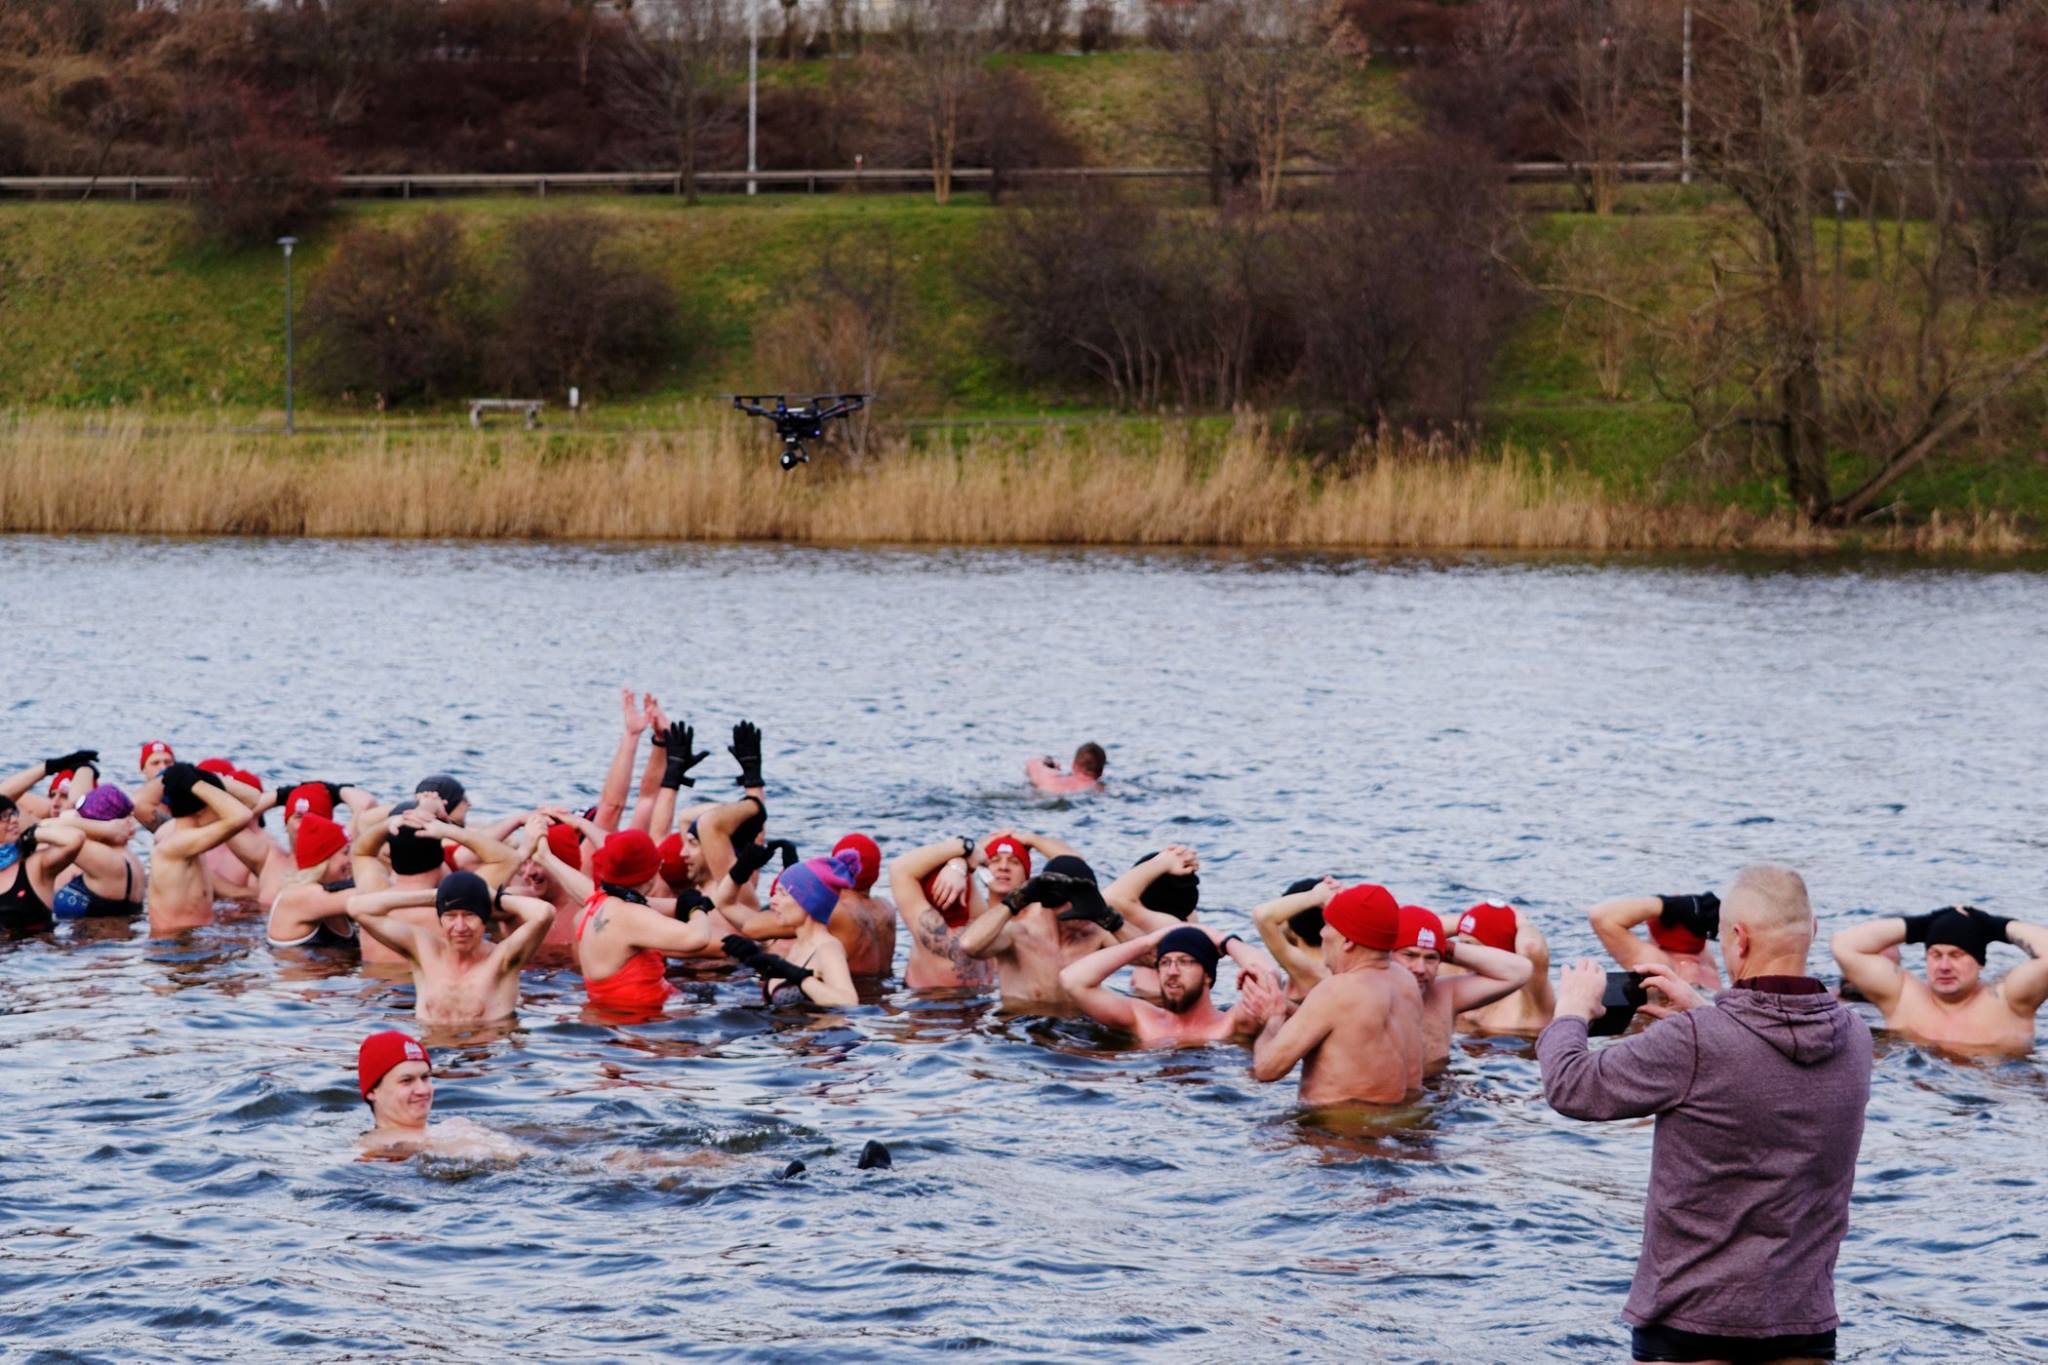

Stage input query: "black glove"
[
  {"left": 766, "top": 838, "right": 800, "bottom": 870},
  {"left": 323, "top": 781, "right": 346, "bottom": 805},
  {"left": 1657, "top": 892, "right": 1721, "bottom": 938},
  {"left": 43, "top": 749, "right": 97, "bottom": 774},
  {"left": 732, "top": 840, "right": 775, "bottom": 883},
  {"left": 729, "top": 721, "right": 764, "bottom": 789},
  {"left": 722, "top": 933, "right": 763, "bottom": 962},
  {"left": 750, "top": 951, "right": 814, "bottom": 987},
  {"left": 1901, "top": 910, "right": 1939, "bottom": 945},
  {"left": 1057, "top": 900, "right": 1125, "bottom": 934},
  {"left": 661, "top": 721, "right": 710, "bottom": 790},
  {"left": 674, "top": 889, "right": 713, "bottom": 921},
  {"left": 1952, "top": 905, "right": 2013, "bottom": 946}
]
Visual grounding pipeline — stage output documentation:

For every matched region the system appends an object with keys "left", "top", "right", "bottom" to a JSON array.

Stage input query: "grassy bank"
[{"left": 0, "top": 413, "right": 2026, "bottom": 551}]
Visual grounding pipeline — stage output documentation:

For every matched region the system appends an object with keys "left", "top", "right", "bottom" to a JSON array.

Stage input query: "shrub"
[
  {"left": 183, "top": 87, "right": 336, "bottom": 247},
  {"left": 303, "top": 213, "right": 480, "bottom": 406},
  {"left": 488, "top": 212, "right": 680, "bottom": 398}
]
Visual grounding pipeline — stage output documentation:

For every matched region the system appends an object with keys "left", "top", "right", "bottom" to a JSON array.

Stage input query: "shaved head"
[{"left": 1722, "top": 864, "right": 1816, "bottom": 970}]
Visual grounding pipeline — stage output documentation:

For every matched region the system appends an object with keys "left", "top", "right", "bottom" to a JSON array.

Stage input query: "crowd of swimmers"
[{"left": 3, "top": 692, "right": 2045, "bottom": 1159}]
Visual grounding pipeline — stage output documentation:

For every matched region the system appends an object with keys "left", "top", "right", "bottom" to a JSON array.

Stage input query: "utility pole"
[
  {"left": 1680, "top": 4, "right": 1692, "bottom": 186},
  {"left": 747, "top": 0, "right": 758, "bottom": 195},
  {"left": 277, "top": 236, "right": 298, "bottom": 434}
]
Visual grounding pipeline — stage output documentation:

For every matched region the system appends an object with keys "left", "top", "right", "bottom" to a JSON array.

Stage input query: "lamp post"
[
  {"left": 1680, "top": 5, "right": 1693, "bottom": 186},
  {"left": 277, "top": 235, "right": 298, "bottom": 435},
  {"left": 1831, "top": 189, "right": 1849, "bottom": 351},
  {"left": 747, "top": 0, "right": 758, "bottom": 196}
]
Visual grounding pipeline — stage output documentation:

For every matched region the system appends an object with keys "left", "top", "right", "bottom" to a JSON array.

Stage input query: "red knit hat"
[
  {"left": 1649, "top": 918, "right": 1708, "bottom": 956},
  {"left": 545, "top": 822, "right": 585, "bottom": 872},
  {"left": 197, "top": 757, "right": 235, "bottom": 776},
  {"left": 293, "top": 813, "right": 349, "bottom": 870},
  {"left": 1395, "top": 904, "right": 1447, "bottom": 957},
  {"left": 592, "top": 829, "right": 659, "bottom": 887},
  {"left": 47, "top": 769, "right": 72, "bottom": 796},
  {"left": 983, "top": 834, "right": 1031, "bottom": 877},
  {"left": 655, "top": 832, "right": 686, "bottom": 886},
  {"left": 284, "top": 782, "right": 334, "bottom": 823},
  {"left": 139, "top": 740, "right": 174, "bottom": 771},
  {"left": 1324, "top": 884, "right": 1400, "bottom": 950},
  {"left": 1455, "top": 901, "right": 1518, "bottom": 953},
  {"left": 358, "top": 1030, "right": 429, "bottom": 1100},
  {"left": 832, "top": 833, "right": 882, "bottom": 893},
  {"left": 923, "top": 869, "right": 969, "bottom": 929}
]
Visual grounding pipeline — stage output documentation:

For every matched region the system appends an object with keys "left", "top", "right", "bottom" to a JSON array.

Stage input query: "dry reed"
[{"left": 0, "top": 411, "right": 2029, "bottom": 552}]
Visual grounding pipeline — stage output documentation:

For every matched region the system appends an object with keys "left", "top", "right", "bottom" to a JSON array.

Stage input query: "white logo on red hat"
[
  {"left": 405, "top": 1042, "right": 425, "bottom": 1061},
  {"left": 1459, "top": 914, "right": 1477, "bottom": 935},
  {"left": 1418, "top": 928, "right": 1438, "bottom": 950},
  {"left": 291, "top": 798, "right": 310, "bottom": 816}
]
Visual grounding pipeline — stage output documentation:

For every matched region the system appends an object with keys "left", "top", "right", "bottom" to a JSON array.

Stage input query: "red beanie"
[
  {"left": 139, "top": 740, "right": 174, "bottom": 771},
  {"left": 592, "top": 829, "right": 659, "bottom": 888},
  {"left": 1324, "top": 884, "right": 1400, "bottom": 950},
  {"left": 293, "top": 813, "right": 349, "bottom": 870},
  {"left": 983, "top": 834, "right": 1032, "bottom": 876},
  {"left": 358, "top": 1030, "right": 430, "bottom": 1100},
  {"left": 655, "top": 832, "right": 686, "bottom": 886},
  {"left": 197, "top": 757, "right": 235, "bottom": 776},
  {"left": 1395, "top": 904, "right": 1447, "bottom": 956},
  {"left": 1455, "top": 901, "right": 1518, "bottom": 953},
  {"left": 284, "top": 782, "right": 334, "bottom": 823},
  {"left": 923, "top": 869, "right": 969, "bottom": 929},
  {"left": 546, "top": 823, "right": 585, "bottom": 872},
  {"left": 1648, "top": 918, "right": 1708, "bottom": 956},
  {"left": 48, "top": 768, "right": 72, "bottom": 796},
  {"left": 232, "top": 768, "right": 262, "bottom": 793},
  {"left": 832, "top": 833, "right": 881, "bottom": 892}
]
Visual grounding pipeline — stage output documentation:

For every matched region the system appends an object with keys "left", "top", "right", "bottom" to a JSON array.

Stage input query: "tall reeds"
[{"left": 0, "top": 411, "right": 2027, "bottom": 552}]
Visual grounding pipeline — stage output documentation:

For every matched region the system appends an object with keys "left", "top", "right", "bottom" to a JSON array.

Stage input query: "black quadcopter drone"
[{"left": 730, "top": 393, "right": 870, "bottom": 469}]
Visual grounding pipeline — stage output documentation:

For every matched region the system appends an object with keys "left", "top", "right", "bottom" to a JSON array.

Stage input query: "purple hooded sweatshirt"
[{"left": 1538, "top": 978, "right": 1873, "bottom": 1338}]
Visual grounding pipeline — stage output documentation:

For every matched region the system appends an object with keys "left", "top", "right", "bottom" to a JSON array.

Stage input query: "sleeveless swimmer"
[
  {"left": 575, "top": 891, "right": 675, "bottom": 1009},
  {"left": 52, "top": 863, "right": 144, "bottom": 920},
  {"left": 267, "top": 917, "right": 359, "bottom": 950},
  {"left": 0, "top": 856, "right": 52, "bottom": 938}
]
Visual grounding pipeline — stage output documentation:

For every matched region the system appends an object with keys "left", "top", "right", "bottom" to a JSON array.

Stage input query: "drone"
[{"left": 730, "top": 393, "right": 870, "bottom": 470}]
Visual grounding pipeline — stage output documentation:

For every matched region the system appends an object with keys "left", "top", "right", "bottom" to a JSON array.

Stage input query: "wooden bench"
[{"left": 468, "top": 398, "right": 544, "bottom": 430}]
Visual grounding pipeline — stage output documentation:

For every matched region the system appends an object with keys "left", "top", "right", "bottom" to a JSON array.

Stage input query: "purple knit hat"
[
  {"left": 79, "top": 786, "right": 134, "bottom": 822},
  {"left": 778, "top": 850, "right": 859, "bottom": 923}
]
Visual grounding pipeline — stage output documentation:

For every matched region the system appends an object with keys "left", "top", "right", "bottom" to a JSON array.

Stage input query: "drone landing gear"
[{"left": 731, "top": 393, "right": 871, "bottom": 472}]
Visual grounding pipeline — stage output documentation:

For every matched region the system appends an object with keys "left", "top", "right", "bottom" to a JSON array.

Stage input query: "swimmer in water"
[
  {"left": 129, "top": 740, "right": 177, "bottom": 829},
  {"left": 1026, "top": 741, "right": 1106, "bottom": 795},
  {"left": 719, "top": 850, "right": 861, "bottom": 1007},
  {"left": 890, "top": 837, "right": 998, "bottom": 991},
  {"left": 1251, "top": 876, "right": 1340, "bottom": 1000},
  {"left": 1059, "top": 923, "right": 1281, "bottom": 1046},
  {"left": 347, "top": 870, "right": 554, "bottom": 1025},
  {"left": 540, "top": 822, "right": 736, "bottom": 1012},
  {"left": 254, "top": 781, "right": 373, "bottom": 908},
  {"left": 1386, "top": 905, "right": 1535, "bottom": 1065},
  {"left": 960, "top": 855, "right": 1130, "bottom": 1010},
  {"left": 825, "top": 834, "right": 896, "bottom": 979},
  {"left": 51, "top": 786, "right": 147, "bottom": 921},
  {"left": 147, "top": 761, "right": 262, "bottom": 935},
  {"left": 266, "top": 813, "right": 360, "bottom": 950},
  {"left": 0, "top": 771, "right": 92, "bottom": 938},
  {"left": 350, "top": 801, "right": 519, "bottom": 968},
  {"left": 355, "top": 1030, "right": 528, "bottom": 1160},
  {"left": 1246, "top": 884, "right": 1426, "bottom": 1106},
  {"left": 1589, "top": 889, "right": 1725, "bottom": 992},
  {"left": 1831, "top": 905, "right": 2048, "bottom": 1056},
  {"left": 1441, "top": 900, "right": 1554, "bottom": 1034}
]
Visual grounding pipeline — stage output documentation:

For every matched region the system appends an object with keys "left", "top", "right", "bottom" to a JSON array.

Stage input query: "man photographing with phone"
[{"left": 1539, "top": 866, "right": 1872, "bottom": 1364}]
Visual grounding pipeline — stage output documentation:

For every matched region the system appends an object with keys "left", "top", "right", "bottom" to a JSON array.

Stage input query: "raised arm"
[
  {"left": 1440, "top": 940, "right": 1535, "bottom": 1013},
  {"left": 1058, "top": 928, "right": 1164, "bottom": 1029},
  {"left": 1996, "top": 918, "right": 2048, "bottom": 1018},
  {"left": 3, "top": 748, "right": 98, "bottom": 804},
  {"left": 349, "top": 803, "right": 395, "bottom": 891},
  {"left": 430, "top": 818, "right": 519, "bottom": 890},
  {"left": 527, "top": 815, "right": 595, "bottom": 902},
  {"left": 1515, "top": 914, "right": 1556, "bottom": 1017},
  {"left": 1252, "top": 880, "right": 1334, "bottom": 992},
  {"left": 593, "top": 687, "right": 648, "bottom": 834},
  {"left": 1005, "top": 827, "right": 1079, "bottom": 861},
  {"left": 1540, "top": 960, "right": 1700, "bottom": 1120},
  {"left": 489, "top": 893, "right": 556, "bottom": 974},
  {"left": 957, "top": 871, "right": 1020, "bottom": 961},
  {"left": 153, "top": 777, "right": 256, "bottom": 860},
  {"left": 889, "top": 838, "right": 982, "bottom": 959},
  {"left": 26, "top": 819, "right": 87, "bottom": 879},
  {"left": 1829, "top": 915, "right": 1911, "bottom": 1013},
  {"left": 627, "top": 695, "right": 668, "bottom": 832},
  {"left": 345, "top": 886, "right": 438, "bottom": 960},
  {"left": 695, "top": 794, "right": 764, "bottom": 886},
  {"left": 1104, "top": 845, "right": 1197, "bottom": 933},
  {"left": 1587, "top": 894, "right": 1663, "bottom": 969}
]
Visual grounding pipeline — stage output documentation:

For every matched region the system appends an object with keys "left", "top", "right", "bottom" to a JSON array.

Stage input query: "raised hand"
[
  {"left": 729, "top": 721, "right": 764, "bottom": 789},
  {"left": 43, "top": 748, "right": 98, "bottom": 774},
  {"left": 622, "top": 687, "right": 649, "bottom": 736},
  {"left": 929, "top": 859, "right": 968, "bottom": 910},
  {"left": 662, "top": 721, "right": 710, "bottom": 790}
]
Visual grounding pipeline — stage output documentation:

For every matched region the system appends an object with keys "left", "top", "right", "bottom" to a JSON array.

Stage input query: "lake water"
[{"left": 4, "top": 539, "right": 2045, "bottom": 1360}]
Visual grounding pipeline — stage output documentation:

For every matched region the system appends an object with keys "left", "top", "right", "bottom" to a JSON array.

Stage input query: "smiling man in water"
[
  {"left": 347, "top": 870, "right": 554, "bottom": 1026},
  {"left": 356, "top": 1030, "right": 527, "bottom": 1159},
  {"left": 1831, "top": 905, "right": 2048, "bottom": 1055},
  {"left": 1059, "top": 923, "right": 1280, "bottom": 1045}
]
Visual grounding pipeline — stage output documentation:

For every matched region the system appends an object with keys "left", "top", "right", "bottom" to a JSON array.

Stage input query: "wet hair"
[
  {"left": 388, "top": 824, "right": 446, "bottom": 877},
  {"left": 0, "top": 794, "right": 14, "bottom": 818},
  {"left": 1073, "top": 742, "right": 1107, "bottom": 779}
]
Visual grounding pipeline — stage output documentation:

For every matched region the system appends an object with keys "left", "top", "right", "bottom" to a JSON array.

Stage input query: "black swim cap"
[
  {"left": 1133, "top": 851, "right": 1199, "bottom": 920},
  {"left": 388, "top": 823, "right": 446, "bottom": 876},
  {"left": 436, "top": 870, "right": 491, "bottom": 919},
  {"left": 1284, "top": 877, "right": 1325, "bottom": 942},
  {"left": 415, "top": 774, "right": 467, "bottom": 812},
  {"left": 1043, "top": 854, "right": 1097, "bottom": 885},
  {"left": 1924, "top": 908, "right": 1997, "bottom": 965},
  {"left": 160, "top": 762, "right": 222, "bottom": 819},
  {"left": 1156, "top": 925, "right": 1219, "bottom": 981}
]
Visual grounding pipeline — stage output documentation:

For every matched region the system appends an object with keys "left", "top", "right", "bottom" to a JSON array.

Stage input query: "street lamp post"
[
  {"left": 747, "top": 0, "right": 758, "bottom": 196},
  {"left": 277, "top": 235, "right": 298, "bottom": 435},
  {"left": 1680, "top": 4, "right": 1693, "bottom": 187},
  {"left": 1831, "top": 189, "right": 1849, "bottom": 351}
]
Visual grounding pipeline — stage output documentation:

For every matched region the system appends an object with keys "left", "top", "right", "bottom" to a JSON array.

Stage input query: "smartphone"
[{"left": 1588, "top": 970, "right": 1651, "bottom": 1037}]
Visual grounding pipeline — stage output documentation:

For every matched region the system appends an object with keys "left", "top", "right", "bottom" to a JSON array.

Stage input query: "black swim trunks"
[{"left": 1632, "top": 1323, "right": 1837, "bottom": 1363}]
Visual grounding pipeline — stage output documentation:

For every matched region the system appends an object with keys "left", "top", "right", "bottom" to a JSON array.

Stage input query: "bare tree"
[
  {"left": 1553, "top": 0, "right": 1669, "bottom": 215},
  {"left": 894, "top": 0, "right": 995, "bottom": 205},
  {"left": 608, "top": 0, "right": 738, "bottom": 204},
  {"left": 1222, "top": 0, "right": 1353, "bottom": 212}
]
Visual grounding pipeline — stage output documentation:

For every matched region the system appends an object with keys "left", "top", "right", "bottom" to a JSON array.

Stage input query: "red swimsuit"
[{"left": 575, "top": 893, "right": 676, "bottom": 1010}]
